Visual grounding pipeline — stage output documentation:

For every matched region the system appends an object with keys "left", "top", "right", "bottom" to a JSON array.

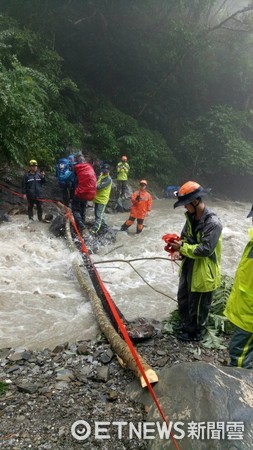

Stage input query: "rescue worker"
[
  {"left": 170, "top": 181, "right": 222, "bottom": 341},
  {"left": 72, "top": 155, "right": 97, "bottom": 233},
  {"left": 120, "top": 179, "right": 152, "bottom": 234},
  {"left": 22, "top": 159, "right": 46, "bottom": 221},
  {"left": 116, "top": 155, "right": 130, "bottom": 198},
  {"left": 90, "top": 164, "right": 112, "bottom": 235},
  {"left": 224, "top": 204, "right": 253, "bottom": 369}
]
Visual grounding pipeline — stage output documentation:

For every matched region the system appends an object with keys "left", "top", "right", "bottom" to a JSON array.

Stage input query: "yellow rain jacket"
[
  {"left": 224, "top": 228, "right": 253, "bottom": 333},
  {"left": 94, "top": 174, "right": 112, "bottom": 205},
  {"left": 116, "top": 162, "right": 130, "bottom": 181}
]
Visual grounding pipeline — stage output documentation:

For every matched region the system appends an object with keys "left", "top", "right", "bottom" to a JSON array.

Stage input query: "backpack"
[
  {"left": 74, "top": 162, "right": 97, "bottom": 201},
  {"left": 56, "top": 158, "right": 74, "bottom": 188}
]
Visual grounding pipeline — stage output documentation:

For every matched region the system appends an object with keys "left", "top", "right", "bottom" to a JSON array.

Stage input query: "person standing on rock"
[
  {"left": 224, "top": 204, "right": 253, "bottom": 369},
  {"left": 169, "top": 181, "right": 222, "bottom": 342},
  {"left": 90, "top": 164, "right": 112, "bottom": 235},
  {"left": 116, "top": 155, "right": 130, "bottom": 198},
  {"left": 120, "top": 180, "right": 152, "bottom": 234},
  {"left": 71, "top": 155, "right": 97, "bottom": 233},
  {"left": 22, "top": 159, "right": 46, "bottom": 221}
]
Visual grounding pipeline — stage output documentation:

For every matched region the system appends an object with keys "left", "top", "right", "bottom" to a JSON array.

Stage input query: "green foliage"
[
  {"left": 86, "top": 101, "right": 176, "bottom": 182},
  {"left": 163, "top": 274, "right": 235, "bottom": 349},
  {"left": 0, "top": 381, "right": 7, "bottom": 396},
  {"left": 1, "top": 2, "right": 253, "bottom": 187},
  {"left": 0, "top": 15, "right": 82, "bottom": 166},
  {"left": 201, "top": 327, "right": 227, "bottom": 350},
  {"left": 178, "top": 106, "right": 253, "bottom": 178}
]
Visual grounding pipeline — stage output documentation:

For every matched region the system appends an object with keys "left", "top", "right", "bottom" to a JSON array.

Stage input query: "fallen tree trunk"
[{"left": 65, "top": 218, "right": 158, "bottom": 387}]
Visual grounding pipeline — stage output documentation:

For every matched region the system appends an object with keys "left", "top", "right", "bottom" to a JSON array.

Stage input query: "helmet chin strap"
[{"left": 190, "top": 200, "right": 200, "bottom": 215}]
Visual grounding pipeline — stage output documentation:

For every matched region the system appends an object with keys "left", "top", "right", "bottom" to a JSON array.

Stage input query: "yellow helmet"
[{"left": 29, "top": 159, "right": 38, "bottom": 166}]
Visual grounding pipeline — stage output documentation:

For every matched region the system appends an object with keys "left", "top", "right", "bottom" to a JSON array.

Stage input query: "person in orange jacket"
[{"left": 120, "top": 180, "right": 152, "bottom": 233}]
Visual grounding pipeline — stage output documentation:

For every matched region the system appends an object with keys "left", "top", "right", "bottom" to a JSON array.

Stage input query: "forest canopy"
[{"left": 0, "top": 0, "right": 253, "bottom": 193}]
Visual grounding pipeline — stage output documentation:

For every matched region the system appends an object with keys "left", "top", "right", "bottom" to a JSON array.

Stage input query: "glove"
[{"left": 136, "top": 195, "right": 141, "bottom": 202}]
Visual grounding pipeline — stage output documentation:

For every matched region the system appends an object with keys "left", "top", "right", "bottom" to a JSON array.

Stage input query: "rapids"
[{"left": 0, "top": 198, "right": 251, "bottom": 350}]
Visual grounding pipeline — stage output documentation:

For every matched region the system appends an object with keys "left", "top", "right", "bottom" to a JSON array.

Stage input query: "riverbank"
[
  {"left": 0, "top": 165, "right": 242, "bottom": 449},
  {"left": 0, "top": 331, "right": 230, "bottom": 450}
]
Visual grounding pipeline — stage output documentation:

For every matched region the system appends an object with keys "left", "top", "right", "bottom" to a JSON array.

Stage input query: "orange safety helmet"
[
  {"left": 121, "top": 155, "right": 128, "bottom": 161},
  {"left": 174, "top": 181, "right": 211, "bottom": 208},
  {"left": 140, "top": 179, "right": 147, "bottom": 185}
]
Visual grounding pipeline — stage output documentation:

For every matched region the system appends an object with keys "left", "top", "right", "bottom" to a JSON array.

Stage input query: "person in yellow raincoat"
[
  {"left": 116, "top": 155, "right": 130, "bottom": 198},
  {"left": 224, "top": 204, "right": 253, "bottom": 369},
  {"left": 120, "top": 180, "right": 152, "bottom": 233}
]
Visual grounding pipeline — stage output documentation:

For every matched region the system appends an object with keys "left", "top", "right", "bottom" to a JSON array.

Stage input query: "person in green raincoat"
[{"left": 224, "top": 204, "right": 253, "bottom": 369}]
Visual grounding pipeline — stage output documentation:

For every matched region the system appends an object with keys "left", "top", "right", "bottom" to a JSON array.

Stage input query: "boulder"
[
  {"left": 115, "top": 197, "right": 131, "bottom": 212},
  {"left": 127, "top": 362, "right": 253, "bottom": 449},
  {"left": 49, "top": 214, "right": 66, "bottom": 236},
  {"left": 0, "top": 209, "right": 11, "bottom": 222}
]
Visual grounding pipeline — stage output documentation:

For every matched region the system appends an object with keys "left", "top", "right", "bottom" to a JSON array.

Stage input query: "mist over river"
[{"left": 0, "top": 198, "right": 251, "bottom": 350}]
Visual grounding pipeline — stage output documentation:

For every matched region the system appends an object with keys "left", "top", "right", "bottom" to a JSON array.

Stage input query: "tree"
[
  {"left": 178, "top": 106, "right": 253, "bottom": 178},
  {"left": 0, "top": 15, "right": 82, "bottom": 165}
]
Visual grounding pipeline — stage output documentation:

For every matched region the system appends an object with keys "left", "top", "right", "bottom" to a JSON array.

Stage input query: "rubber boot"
[{"left": 120, "top": 223, "right": 129, "bottom": 231}]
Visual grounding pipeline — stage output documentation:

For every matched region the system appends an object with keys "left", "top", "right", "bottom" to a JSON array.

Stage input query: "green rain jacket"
[
  {"left": 94, "top": 173, "right": 112, "bottom": 205},
  {"left": 116, "top": 162, "right": 130, "bottom": 181},
  {"left": 179, "top": 207, "right": 222, "bottom": 292},
  {"left": 224, "top": 228, "right": 253, "bottom": 333}
]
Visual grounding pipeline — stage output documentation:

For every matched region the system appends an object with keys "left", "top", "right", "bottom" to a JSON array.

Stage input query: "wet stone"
[
  {"left": 16, "top": 382, "right": 38, "bottom": 394},
  {"left": 6, "top": 365, "right": 21, "bottom": 373},
  {"left": 95, "top": 366, "right": 110, "bottom": 382},
  {"left": 99, "top": 348, "right": 114, "bottom": 364},
  {"left": 52, "top": 344, "right": 65, "bottom": 354},
  {"left": 107, "top": 389, "right": 118, "bottom": 401}
]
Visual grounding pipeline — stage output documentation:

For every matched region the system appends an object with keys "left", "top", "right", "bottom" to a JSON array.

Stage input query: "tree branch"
[
  {"left": 206, "top": 5, "right": 253, "bottom": 34},
  {"left": 138, "top": 4, "right": 253, "bottom": 117},
  {"left": 94, "top": 256, "right": 178, "bottom": 302}
]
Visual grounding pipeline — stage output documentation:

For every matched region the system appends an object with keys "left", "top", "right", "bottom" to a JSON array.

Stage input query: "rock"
[
  {"left": 115, "top": 197, "right": 131, "bottom": 212},
  {"left": 107, "top": 389, "right": 118, "bottom": 402},
  {"left": 52, "top": 344, "right": 65, "bottom": 354},
  {"left": 56, "top": 368, "right": 74, "bottom": 382},
  {"left": 49, "top": 214, "right": 66, "bottom": 237},
  {"left": 16, "top": 382, "right": 38, "bottom": 394},
  {"left": 8, "top": 351, "right": 27, "bottom": 362},
  {"left": 99, "top": 349, "right": 114, "bottom": 364},
  {"left": 0, "top": 332, "right": 239, "bottom": 449},
  {"left": 6, "top": 365, "right": 21, "bottom": 373},
  {"left": 0, "top": 348, "right": 11, "bottom": 359},
  {"left": 77, "top": 343, "right": 89, "bottom": 355},
  {"left": 44, "top": 213, "right": 54, "bottom": 222},
  {"left": 21, "top": 350, "right": 31, "bottom": 361},
  {"left": 156, "top": 350, "right": 167, "bottom": 356},
  {"left": 128, "top": 362, "right": 253, "bottom": 449},
  {"left": 155, "top": 356, "right": 168, "bottom": 367},
  {"left": 55, "top": 381, "right": 69, "bottom": 390},
  {"left": 96, "top": 366, "right": 110, "bottom": 382},
  {"left": 0, "top": 209, "right": 11, "bottom": 222}
]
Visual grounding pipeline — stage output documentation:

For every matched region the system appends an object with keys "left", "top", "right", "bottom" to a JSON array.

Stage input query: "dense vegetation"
[{"left": 1, "top": 0, "right": 253, "bottom": 192}]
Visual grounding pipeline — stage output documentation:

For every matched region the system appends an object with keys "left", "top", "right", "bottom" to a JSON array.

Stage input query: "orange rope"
[
  {"left": 0, "top": 182, "right": 181, "bottom": 449},
  {"left": 65, "top": 215, "right": 181, "bottom": 449}
]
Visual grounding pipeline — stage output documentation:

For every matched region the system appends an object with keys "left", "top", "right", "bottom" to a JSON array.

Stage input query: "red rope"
[
  {"left": 0, "top": 182, "right": 25, "bottom": 198},
  {"left": 0, "top": 182, "right": 180, "bottom": 449},
  {"left": 65, "top": 216, "right": 181, "bottom": 449}
]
